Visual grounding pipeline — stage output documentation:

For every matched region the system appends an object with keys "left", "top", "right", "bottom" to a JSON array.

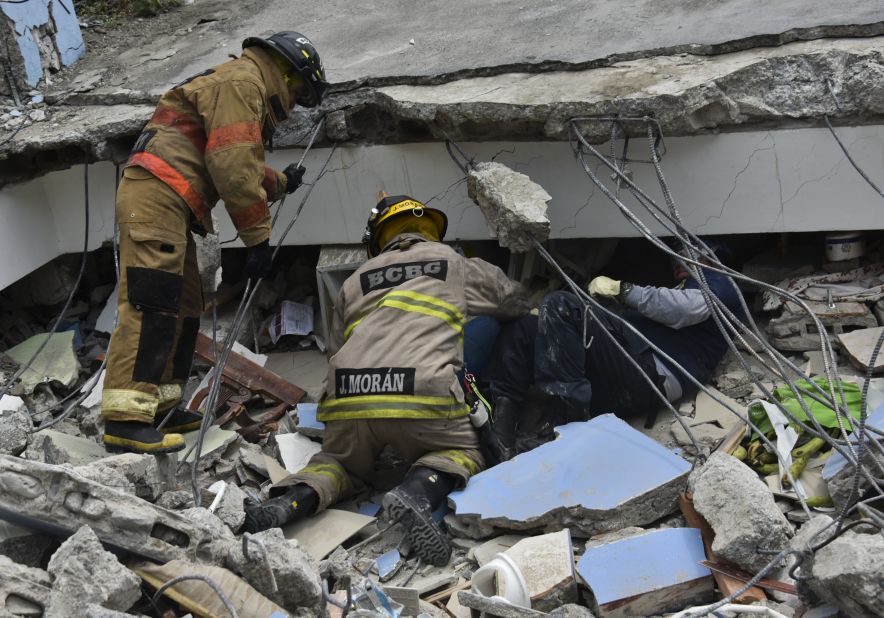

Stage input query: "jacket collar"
[
  {"left": 380, "top": 233, "right": 430, "bottom": 254},
  {"left": 242, "top": 47, "right": 292, "bottom": 128}
]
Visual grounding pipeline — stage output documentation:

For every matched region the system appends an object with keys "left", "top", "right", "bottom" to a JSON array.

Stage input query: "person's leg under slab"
[
  {"left": 485, "top": 315, "right": 539, "bottom": 462},
  {"left": 101, "top": 172, "right": 191, "bottom": 454},
  {"left": 154, "top": 233, "right": 204, "bottom": 434},
  {"left": 381, "top": 417, "right": 485, "bottom": 565},
  {"left": 244, "top": 419, "right": 382, "bottom": 532},
  {"left": 534, "top": 291, "right": 594, "bottom": 421}
]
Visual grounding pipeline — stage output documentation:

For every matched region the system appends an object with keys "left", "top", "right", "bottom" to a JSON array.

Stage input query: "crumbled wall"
[{"left": 1, "top": 0, "right": 85, "bottom": 96}]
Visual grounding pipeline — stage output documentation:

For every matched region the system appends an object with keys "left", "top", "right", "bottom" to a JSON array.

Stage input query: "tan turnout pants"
[
  {"left": 284, "top": 416, "right": 485, "bottom": 510},
  {"left": 101, "top": 167, "right": 203, "bottom": 424}
]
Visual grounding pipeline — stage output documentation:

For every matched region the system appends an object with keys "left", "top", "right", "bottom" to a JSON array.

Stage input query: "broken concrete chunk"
[
  {"left": 806, "top": 530, "right": 884, "bottom": 618},
  {"left": 688, "top": 452, "right": 794, "bottom": 572},
  {"left": 46, "top": 526, "right": 141, "bottom": 616},
  {"left": 77, "top": 453, "right": 163, "bottom": 501},
  {"left": 182, "top": 424, "right": 240, "bottom": 467},
  {"left": 84, "top": 605, "right": 142, "bottom": 617},
  {"left": 24, "top": 428, "right": 108, "bottom": 466},
  {"left": 226, "top": 527, "right": 323, "bottom": 613},
  {"left": 670, "top": 420, "right": 729, "bottom": 455},
  {"left": 457, "top": 589, "right": 547, "bottom": 617},
  {"left": 5, "top": 331, "right": 79, "bottom": 394},
  {"left": 449, "top": 415, "right": 691, "bottom": 538},
  {"left": 837, "top": 326, "right": 884, "bottom": 374},
  {"left": 549, "top": 605, "right": 599, "bottom": 618},
  {"left": 467, "top": 161, "right": 551, "bottom": 253},
  {"left": 472, "top": 534, "right": 528, "bottom": 566},
  {"left": 767, "top": 301, "right": 877, "bottom": 351},
  {"left": 822, "top": 401, "right": 884, "bottom": 512},
  {"left": 207, "top": 481, "right": 246, "bottom": 533},
  {"left": 0, "top": 395, "right": 31, "bottom": 455},
  {"left": 504, "top": 529, "right": 578, "bottom": 612},
  {"left": 0, "top": 455, "right": 233, "bottom": 564},
  {"left": 0, "top": 554, "right": 52, "bottom": 617},
  {"left": 577, "top": 527, "right": 713, "bottom": 618},
  {"left": 155, "top": 489, "right": 193, "bottom": 510},
  {"left": 134, "top": 558, "right": 290, "bottom": 617}
]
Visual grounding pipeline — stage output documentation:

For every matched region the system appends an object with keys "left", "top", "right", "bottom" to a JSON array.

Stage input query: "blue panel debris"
[
  {"left": 1, "top": 0, "right": 85, "bottom": 87},
  {"left": 822, "top": 401, "right": 884, "bottom": 480},
  {"left": 449, "top": 414, "right": 691, "bottom": 522},
  {"left": 296, "top": 402, "right": 326, "bottom": 435},
  {"left": 577, "top": 528, "right": 711, "bottom": 606}
]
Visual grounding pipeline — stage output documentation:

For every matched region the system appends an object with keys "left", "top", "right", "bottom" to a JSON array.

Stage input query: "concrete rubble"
[
  {"left": 467, "top": 162, "right": 551, "bottom": 252},
  {"left": 689, "top": 452, "right": 794, "bottom": 572},
  {"left": 46, "top": 525, "right": 141, "bottom": 616},
  {"left": 803, "top": 527, "right": 884, "bottom": 618}
]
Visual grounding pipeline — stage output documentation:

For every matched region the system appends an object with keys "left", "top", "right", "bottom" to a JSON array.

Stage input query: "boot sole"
[{"left": 383, "top": 488, "right": 451, "bottom": 566}]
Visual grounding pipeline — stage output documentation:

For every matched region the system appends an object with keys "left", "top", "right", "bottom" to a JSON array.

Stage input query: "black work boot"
[
  {"left": 382, "top": 467, "right": 456, "bottom": 566},
  {"left": 103, "top": 421, "right": 185, "bottom": 454},
  {"left": 154, "top": 406, "right": 204, "bottom": 434},
  {"left": 487, "top": 396, "right": 519, "bottom": 464},
  {"left": 243, "top": 484, "right": 319, "bottom": 533}
]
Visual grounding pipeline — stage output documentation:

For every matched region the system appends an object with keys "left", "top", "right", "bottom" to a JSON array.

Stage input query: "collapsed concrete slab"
[
  {"left": 46, "top": 525, "right": 141, "bottom": 617},
  {"left": 4, "top": 36, "right": 883, "bottom": 186},
  {"left": 0, "top": 553, "right": 52, "bottom": 617},
  {"left": 0, "top": 454, "right": 233, "bottom": 564},
  {"left": 688, "top": 452, "right": 794, "bottom": 572},
  {"left": 467, "top": 161, "right": 551, "bottom": 252},
  {"left": 449, "top": 415, "right": 691, "bottom": 538}
]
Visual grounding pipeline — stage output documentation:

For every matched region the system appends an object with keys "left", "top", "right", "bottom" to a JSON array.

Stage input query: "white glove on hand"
[{"left": 588, "top": 276, "right": 621, "bottom": 298}]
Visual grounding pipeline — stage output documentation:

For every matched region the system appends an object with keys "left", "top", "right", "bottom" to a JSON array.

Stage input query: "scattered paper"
[{"left": 268, "top": 301, "right": 314, "bottom": 344}]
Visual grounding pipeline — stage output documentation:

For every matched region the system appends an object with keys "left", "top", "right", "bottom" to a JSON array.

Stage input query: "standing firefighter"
[
  {"left": 101, "top": 32, "right": 328, "bottom": 454},
  {"left": 245, "top": 194, "right": 530, "bottom": 565}
]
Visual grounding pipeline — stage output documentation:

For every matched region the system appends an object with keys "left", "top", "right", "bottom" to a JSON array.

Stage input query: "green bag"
[{"left": 748, "top": 376, "right": 863, "bottom": 437}]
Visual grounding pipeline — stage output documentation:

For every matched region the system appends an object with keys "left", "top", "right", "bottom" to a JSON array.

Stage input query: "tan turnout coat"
[
  {"left": 318, "top": 234, "right": 530, "bottom": 422},
  {"left": 126, "top": 47, "right": 290, "bottom": 246}
]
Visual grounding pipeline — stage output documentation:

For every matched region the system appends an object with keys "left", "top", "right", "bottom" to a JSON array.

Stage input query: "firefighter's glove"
[
  {"left": 588, "top": 276, "right": 622, "bottom": 299},
  {"left": 282, "top": 164, "right": 306, "bottom": 194},
  {"left": 244, "top": 240, "right": 273, "bottom": 281}
]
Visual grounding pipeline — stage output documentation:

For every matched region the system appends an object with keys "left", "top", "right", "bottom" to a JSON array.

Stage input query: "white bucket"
[
  {"left": 825, "top": 232, "right": 865, "bottom": 262},
  {"left": 471, "top": 552, "right": 531, "bottom": 608}
]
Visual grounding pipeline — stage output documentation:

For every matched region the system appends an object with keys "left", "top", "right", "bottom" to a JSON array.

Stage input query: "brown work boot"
[{"left": 103, "top": 421, "right": 185, "bottom": 454}]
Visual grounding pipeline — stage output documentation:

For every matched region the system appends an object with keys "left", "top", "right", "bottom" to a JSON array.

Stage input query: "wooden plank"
[
  {"left": 194, "top": 332, "right": 306, "bottom": 406},
  {"left": 424, "top": 579, "right": 471, "bottom": 604},
  {"left": 700, "top": 560, "right": 798, "bottom": 595},
  {"left": 679, "top": 492, "right": 767, "bottom": 604}
]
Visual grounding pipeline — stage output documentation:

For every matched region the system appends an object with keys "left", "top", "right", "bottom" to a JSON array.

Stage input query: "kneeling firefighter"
[{"left": 244, "top": 193, "right": 531, "bottom": 565}]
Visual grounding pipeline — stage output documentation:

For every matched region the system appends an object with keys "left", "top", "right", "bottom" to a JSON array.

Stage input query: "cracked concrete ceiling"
[{"left": 1, "top": 0, "right": 883, "bottom": 185}]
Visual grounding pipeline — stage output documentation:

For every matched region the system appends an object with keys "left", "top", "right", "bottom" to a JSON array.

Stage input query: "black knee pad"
[{"left": 128, "top": 267, "right": 183, "bottom": 384}]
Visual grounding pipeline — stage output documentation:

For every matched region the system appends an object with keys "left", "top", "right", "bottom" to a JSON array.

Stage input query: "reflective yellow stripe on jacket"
[
  {"left": 317, "top": 394, "right": 470, "bottom": 422},
  {"left": 344, "top": 290, "right": 465, "bottom": 341}
]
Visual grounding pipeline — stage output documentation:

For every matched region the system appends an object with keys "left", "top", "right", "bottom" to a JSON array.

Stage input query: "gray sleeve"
[{"left": 623, "top": 284, "right": 711, "bottom": 329}]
